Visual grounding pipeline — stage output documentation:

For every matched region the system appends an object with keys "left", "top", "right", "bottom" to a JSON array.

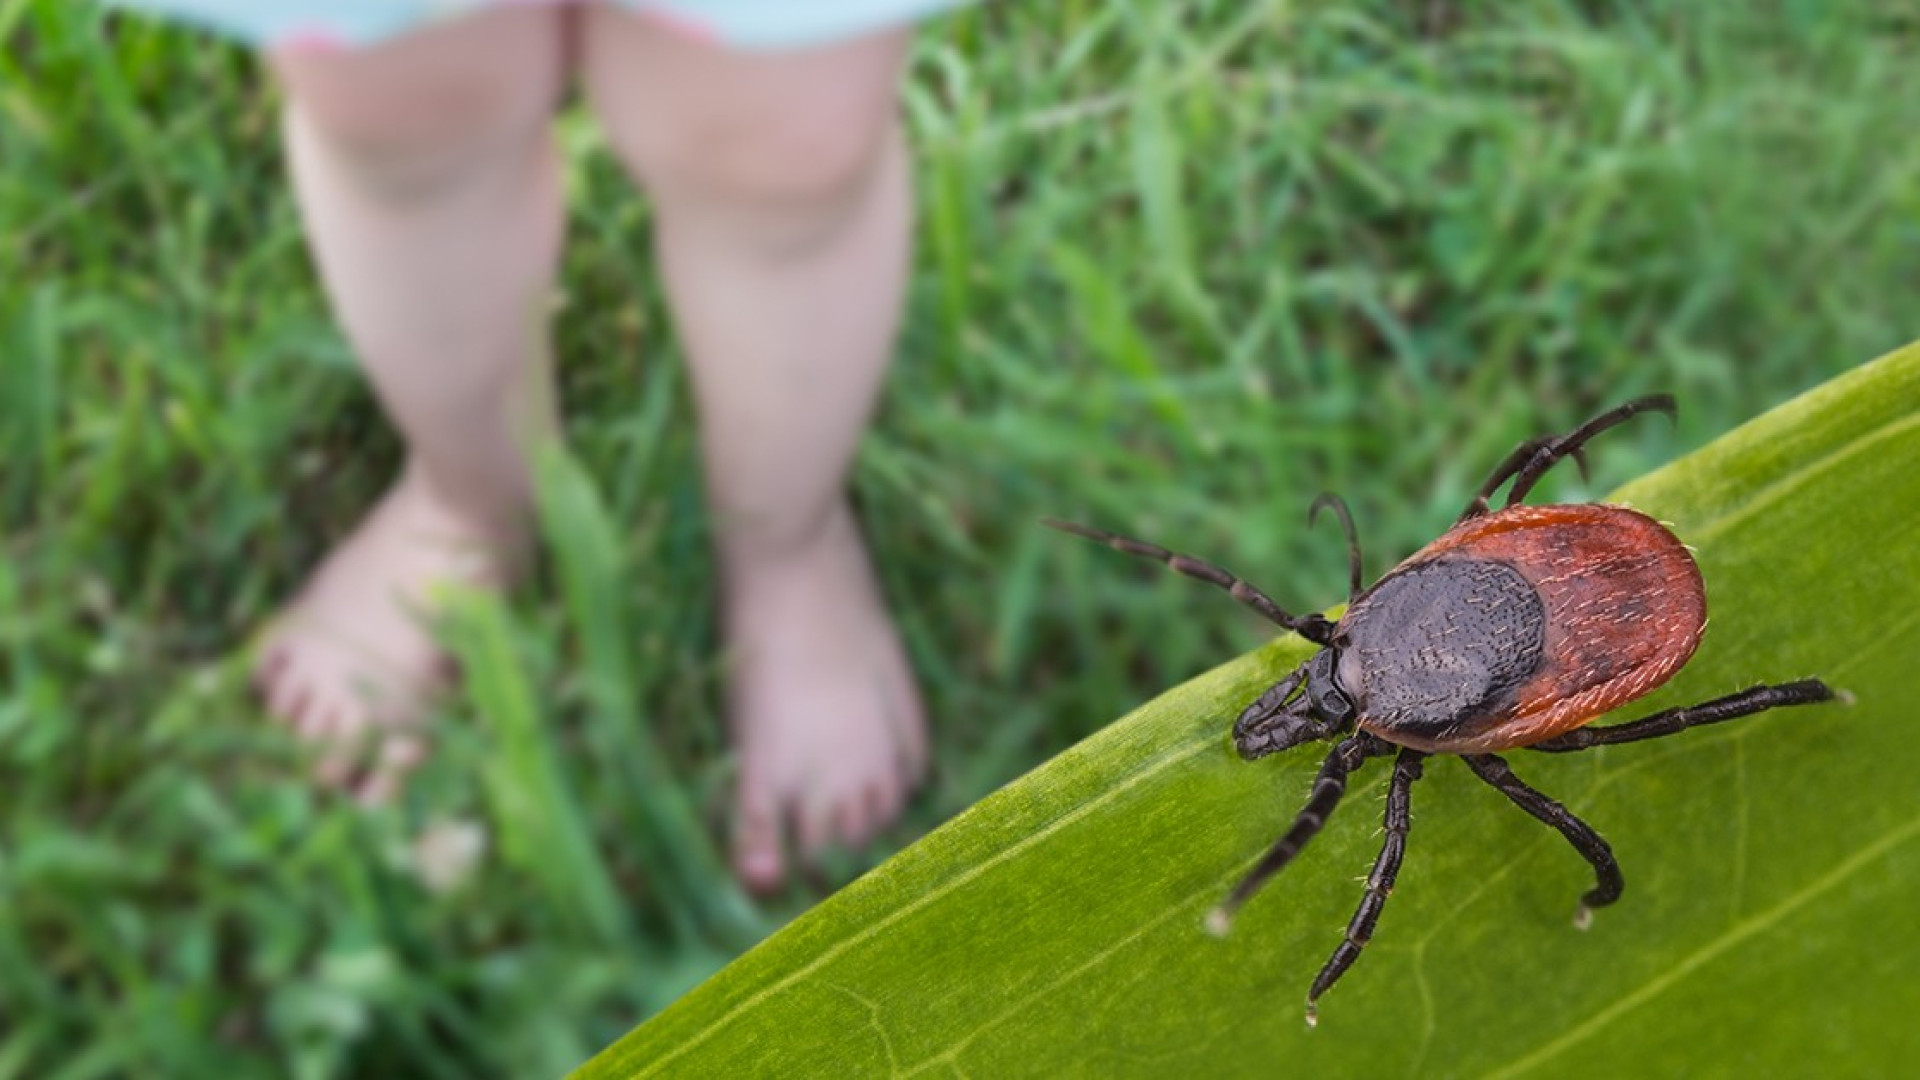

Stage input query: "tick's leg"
[
  {"left": 1458, "top": 436, "right": 1576, "bottom": 521},
  {"left": 1308, "top": 493, "right": 1364, "bottom": 602},
  {"left": 1462, "top": 753, "right": 1622, "bottom": 927},
  {"left": 1528, "top": 679, "right": 1835, "bottom": 753},
  {"left": 1231, "top": 666, "right": 1324, "bottom": 760},
  {"left": 1041, "top": 518, "right": 1333, "bottom": 643},
  {"left": 1305, "top": 747, "right": 1425, "bottom": 1026},
  {"left": 1503, "top": 394, "right": 1676, "bottom": 506},
  {"left": 1207, "top": 735, "right": 1383, "bottom": 936},
  {"left": 1460, "top": 395, "right": 1676, "bottom": 519}
]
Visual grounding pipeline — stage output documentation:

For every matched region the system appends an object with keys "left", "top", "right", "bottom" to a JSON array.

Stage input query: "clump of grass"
[{"left": 3, "top": 0, "right": 1917, "bottom": 1074}]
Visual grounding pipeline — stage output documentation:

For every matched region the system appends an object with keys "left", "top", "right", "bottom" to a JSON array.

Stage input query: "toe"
[
  {"left": 298, "top": 696, "right": 337, "bottom": 745},
  {"left": 834, "top": 792, "right": 875, "bottom": 851},
  {"left": 900, "top": 719, "right": 929, "bottom": 788},
  {"left": 882, "top": 666, "right": 930, "bottom": 785},
  {"left": 253, "top": 644, "right": 290, "bottom": 693},
  {"left": 732, "top": 789, "right": 788, "bottom": 893},
  {"left": 354, "top": 733, "right": 427, "bottom": 806},
  {"left": 796, "top": 796, "right": 837, "bottom": 866},
  {"left": 868, "top": 776, "right": 903, "bottom": 835},
  {"left": 290, "top": 682, "right": 334, "bottom": 742},
  {"left": 311, "top": 702, "right": 366, "bottom": 790},
  {"left": 265, "top": 664, "right": 312, "bottom": 732}
]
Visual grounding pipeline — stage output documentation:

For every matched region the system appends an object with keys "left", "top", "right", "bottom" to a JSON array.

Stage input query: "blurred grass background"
[{"left": 2, "top": 0, "right": 1917, "bottom": 1075}]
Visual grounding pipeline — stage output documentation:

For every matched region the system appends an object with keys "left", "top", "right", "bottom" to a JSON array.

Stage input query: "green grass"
[{"left": 3, "top": 1, "right": 1918, "bottom": 1075}]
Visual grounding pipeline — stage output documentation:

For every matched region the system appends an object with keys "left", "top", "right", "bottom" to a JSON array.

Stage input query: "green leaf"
[{"left": 578, "top": 344, "right": 1920, "bottom": 1077}]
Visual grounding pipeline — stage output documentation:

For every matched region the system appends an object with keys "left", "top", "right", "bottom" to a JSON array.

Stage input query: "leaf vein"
[
  {"left": 1679, "top": 409, "right": 1920, "bottom": 545},
  {"left": 1484, "top": 811, "right": 1920, "bottom": 1079},
  {"left": 909, "top": 885, "right": 1209, "bottom": 1074}
]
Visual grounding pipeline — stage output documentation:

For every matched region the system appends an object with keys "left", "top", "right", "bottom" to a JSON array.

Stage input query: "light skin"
[{"left": 261, "top": 4, "right": 927, "bottom": 889}]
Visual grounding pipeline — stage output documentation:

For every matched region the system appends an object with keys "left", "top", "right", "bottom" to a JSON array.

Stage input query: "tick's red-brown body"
[
  {"left": 1047, "top": 395, "right": 1836, "bottom": 1022},
  {"left": 1349, "top": 503, "right": 1707, "bottom": 753}
]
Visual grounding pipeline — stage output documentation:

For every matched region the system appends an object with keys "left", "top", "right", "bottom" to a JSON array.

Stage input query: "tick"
[{"left": 1046, "top": 396, "right": 1838, "bottom": 1023}]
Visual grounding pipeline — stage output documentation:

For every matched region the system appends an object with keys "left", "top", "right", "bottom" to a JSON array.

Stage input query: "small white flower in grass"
[{"left": 410, "top": 817, "right": 488, "bottom": 894}]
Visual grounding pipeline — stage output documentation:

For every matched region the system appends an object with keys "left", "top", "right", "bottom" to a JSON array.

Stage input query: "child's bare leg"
[
  {"left": 581, "top": 9, "right": 926, "bottom": 889},
  {"left": 264, "top": 9, "right": 568, "bottom": 802}
]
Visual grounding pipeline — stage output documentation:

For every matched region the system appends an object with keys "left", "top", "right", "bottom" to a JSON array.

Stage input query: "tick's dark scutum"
[{"left": 1338, "top": 558, "right": 1548, "bottom": 739}]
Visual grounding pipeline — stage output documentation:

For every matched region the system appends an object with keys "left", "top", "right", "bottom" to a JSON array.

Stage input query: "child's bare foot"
[
  {"left": 725, "top": 503, "right": 928, "bottom": 891},
  {"left": 255, "top": 465, "right": 524, "bottom": 804}
]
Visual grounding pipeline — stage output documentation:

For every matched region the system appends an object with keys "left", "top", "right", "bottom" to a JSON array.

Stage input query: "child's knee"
[
  {"left": 271, "top": 8, "right": 567, "bottom": 201},
  {"left": 581, "top": 20, "right": 910, "bottom": 235},
  {"left": 618, "top": 97, "right": 897, "bottom": 222}
]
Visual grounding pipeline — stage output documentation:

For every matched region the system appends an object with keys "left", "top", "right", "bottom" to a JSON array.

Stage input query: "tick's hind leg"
[
  {"left": 1305, "top": 747, "right": 1426, "bottom": 1025},
  {"left": 1207, "top": 735, "right": 1385, "bottom": 938},
  {"left": 1527, "top": 679, "right": 1835, "bottom": 753},
  {"left": 1041, "top": 518, "right": 1333, "bottom": 643},
  {"left": 1462, "top": 753, "right": 1622, "bottom": 927},
  {"left": 1458, "top": 395, "right": 1676, "bottom": 520}
]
